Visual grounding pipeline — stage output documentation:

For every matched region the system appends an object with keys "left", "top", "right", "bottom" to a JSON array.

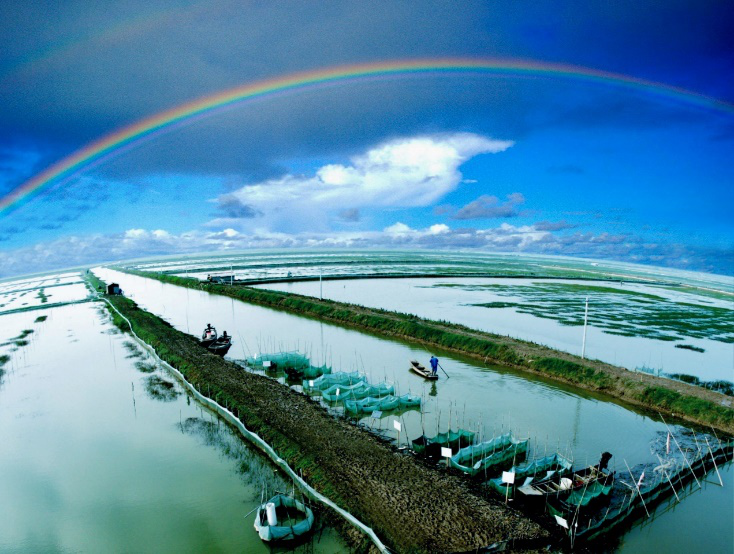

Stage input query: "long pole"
[
  {"left": 660, "top": 415, "right": 701, "bottom": 488},
  {"left": 438, "top": 362, "right": 450, "bottom": 379},
  {"left": 320, "top": 269, "right": 323, "bottom": 300},
  {"left": 581, "top": 296, "right": 589, "bottom": 359},
  {"left": 656, "top": 454, "right": 680, "bottom": 502},
  {"left": 624, "top": 459, "right": 650, "bottom": 518},
  {"left": 705, "top": 436, "right": 724, "bottom": 486}
]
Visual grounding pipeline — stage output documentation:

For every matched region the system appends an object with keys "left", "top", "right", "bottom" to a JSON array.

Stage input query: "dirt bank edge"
[
  {"left": 124, "top": 270, "right": 733, "bottom": 435},
  {"left": 92, "top": 272, "right": 553, "bottom": 553}
]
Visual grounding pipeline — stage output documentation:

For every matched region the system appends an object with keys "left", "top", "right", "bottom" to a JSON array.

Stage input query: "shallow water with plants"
[
  {"left": 261, "top": 277, "right": 733, "bottom": 382},
  {"left": 0, "top": 285, "right": 346, "bottom": 553},
  {"left": 95, "top": 267, "right": 733, "bottom": 553}
]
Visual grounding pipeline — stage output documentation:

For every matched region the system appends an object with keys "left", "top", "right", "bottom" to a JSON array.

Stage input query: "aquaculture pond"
[
  {"left": 125, "top": 250, "right": 734, "bottom": 296},
  {"left": 95, "top": 268, "right": 733, "bottom": 554},
  {"left": 259, "top": 277, "right": 734, "bottom": 382},
  {"left": 0, "top": 277, "right": 346, "bottom": 553}
]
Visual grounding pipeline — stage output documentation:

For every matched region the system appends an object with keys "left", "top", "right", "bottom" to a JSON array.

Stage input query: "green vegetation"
[
  {"left": 1, "top": 329, "right": 34, "bottom": 348},
  {"left": 34, "top": 315, "right": 48, "bottom": 322},
  {"left": 0, "top": 354, "right": 9, "bottom": 367},
  {"left": 463, "top": 281, "right": 733, "bottom": 343},
  {"left": 144, "top": 375, "right": 180, "bottom": 401},
  {"left": 120, "top": 268, "right": 734, "bottom": 433},
  {"left": 36, "top": 289, "right": 48, "bottom": 303},
  {"left": 122, "top": 341, "right": 144, "bottom": 359},
  {"left": 532, "top": 358, "right": 613, "bottom": 390},
  {"left": 675, "top": 344, "right": 705, "bottom": 353},
  {"left": 135, "top": 361, "right": 157, "bottom": 373}
]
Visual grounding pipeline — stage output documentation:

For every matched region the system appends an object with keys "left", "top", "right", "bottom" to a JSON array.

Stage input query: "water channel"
[{"left": 0, "top": 293, "right": 346, "bottom": 553}]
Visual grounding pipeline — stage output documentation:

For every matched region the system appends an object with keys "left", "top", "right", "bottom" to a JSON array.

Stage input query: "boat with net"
[
  {"left": 302, "top": 371, "right": 362, "bottom": 393},
  {"left": 411, "top": 428, "right": 476, "bottom": 458},
  {"left": 253, "top": 494, "right": 315, "bottom": 542},
  {"left": 344, "top": 395, "right": 401, "bottom": 414},
  {"left": 487, "top": 453, "right": 573, "bottom": 496},
  {"left": 517, "top": 453, "right": 614, "bottom": 504},
  {"left": 450, "top": 432, "right": 528, "bottom": 477}
]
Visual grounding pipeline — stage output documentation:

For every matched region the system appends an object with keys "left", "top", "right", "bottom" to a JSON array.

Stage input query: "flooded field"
[
  {"left": 0, "top": 272, "right": 92, "bottom": 314},
  {"left": 125, "top": 250, "right": 734, "bottom": 294},
  {"left": 260, "top": 277, "right": 734, "bottom": 381},
  {"left": 95, "top": 267, "right": 733, "bottom": 553},
  {"left": 0, "top": 276, "right": 346, "bottom": 553}
]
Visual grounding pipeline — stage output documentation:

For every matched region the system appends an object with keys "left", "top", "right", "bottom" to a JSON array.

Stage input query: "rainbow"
[{"left": 3, "top": 57, "right": 733, "bottom": 216}]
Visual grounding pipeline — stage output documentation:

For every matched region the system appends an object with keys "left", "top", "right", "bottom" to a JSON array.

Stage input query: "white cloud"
[
  {"left": 2, "top": 222, "right": 729, "bottom": 278},
  {"left": 216, "top": 133, "right": 513, "bottom": 229}
]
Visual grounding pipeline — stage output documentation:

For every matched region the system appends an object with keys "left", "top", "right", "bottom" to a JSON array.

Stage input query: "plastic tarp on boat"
[
  {"left": 344, "top": 395, "right": 400, "bottom": 414},
  {"left": 411, "top": 428, "right": 476, "bottom": 457},
  {"left": 302, "top": 371, "right": 361, "bottom": 393},
  {"left": 450, "top": 433, "right": 528, "bottom": 477},
  {"left": 487, "top": 453, "right": 572, "bottom": 495},
  {"left": 246, "top": 351, "right": 310, "bottom": 370},
  {"left": 322, "top": 381, "right": 393, "bottom": 402},
  {"left": 397, "top": 393, "right": 421, "bottom": 407},
  {"left": 565, "top": 479, "right": 613, "bottom": 507}
]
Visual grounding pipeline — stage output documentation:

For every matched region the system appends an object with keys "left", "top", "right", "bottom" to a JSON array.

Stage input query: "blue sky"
[{"left": 0, "top": 1, "right": 732, "bottom": 277}]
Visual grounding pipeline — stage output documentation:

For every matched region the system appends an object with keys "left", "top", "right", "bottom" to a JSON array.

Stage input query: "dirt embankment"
[{"left": 103, "top": 294, "right": 552, "bottom": 553}]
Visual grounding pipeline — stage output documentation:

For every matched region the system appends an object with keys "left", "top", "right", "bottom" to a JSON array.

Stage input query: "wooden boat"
[
  {"left": 518, "top": 454, "right": 614, "bottom": 503},
  {"left": 208, "top": 334, "right": 232, "bottom": 356},
  {"left": 200, "top": 324, "right": 232, "bottom": 356},
  {"left": 409, "top": 359, "right": 438, "bottom": 380},
  {"left": 254, "top": 494, "right": 314, "bottom": 542},
  {"left": 200, "top": 324, "right": 218, "bottom": 348}
]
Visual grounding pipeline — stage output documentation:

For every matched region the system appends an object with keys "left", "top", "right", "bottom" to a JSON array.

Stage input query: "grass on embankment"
[{"left": 125, "top": 270, "right": 734, "bottom": 434}]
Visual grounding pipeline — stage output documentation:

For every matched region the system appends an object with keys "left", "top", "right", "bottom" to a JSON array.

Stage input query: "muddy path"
[{"left": 100, "top": 291, "right": 552, "bottom": 553}]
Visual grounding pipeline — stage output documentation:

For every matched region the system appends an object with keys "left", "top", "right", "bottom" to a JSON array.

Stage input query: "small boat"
[
  {"left": 409, "top": 359, "right": 438, "bottom": 380},
  {"left": 450, "top": 433, "right": 528, "bottom": 477},
  {"left": 208, "top": 334, "right": 232, "bottom": 356},
  {"left": 518, "top": 452, "right": 614, "bottom": 503},
  {"left": 303, "top": 371, "right": 362, "bottom": 393},
  {"left": 412, "top": 428, "right": 476, "bottom": 458},
  {"left": 254, "top": 494, "right": 314, "bottom": 542},
  {"left": 200, "top": 324, "right": 218, "bottom": 347},
  {"left": 344, "top": 394, "right": 402, "bottom": 414},
  {"left": 487, "top": 453, "right": 573, "bottom": 496},
  {"left": 200, "top": 324, "right": 232, "bottom": 356}
]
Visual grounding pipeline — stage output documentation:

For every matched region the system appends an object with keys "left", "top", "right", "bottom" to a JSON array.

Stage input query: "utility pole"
[{"left": 581, "top": 296, "right": 589, "bottom": 359}]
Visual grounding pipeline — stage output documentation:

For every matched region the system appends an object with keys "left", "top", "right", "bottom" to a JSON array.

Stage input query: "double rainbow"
[{"left": 3, "top": 58, "right": 732, "bottom": 215}]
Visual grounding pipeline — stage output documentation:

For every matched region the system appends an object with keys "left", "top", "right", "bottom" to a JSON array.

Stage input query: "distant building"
[{"left": 106, "top": 283, "right": 122, "bottom": 295}]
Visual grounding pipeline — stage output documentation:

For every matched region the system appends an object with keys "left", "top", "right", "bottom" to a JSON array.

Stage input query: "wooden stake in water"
[
  {"left": 656, "top": 454, "right": 680, "bottom": 502},
  {"left": 581, "top": 296, "right": 589, "bottom": 359},
  {"left": 624, "top": 459, "right": 650, "bottom": 517},
  {"left": 705, "top": 436, "right": 723, "bottom": 486},
  {"left": 660, "top": 415, "right": 701, "bottom": 489}
]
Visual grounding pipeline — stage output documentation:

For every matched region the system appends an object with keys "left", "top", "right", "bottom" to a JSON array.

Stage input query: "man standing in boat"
[{"left": 429, "top": 355, "right": 439, "bottom": 376}]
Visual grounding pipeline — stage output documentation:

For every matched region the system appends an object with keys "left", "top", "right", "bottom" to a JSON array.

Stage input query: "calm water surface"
[
  {"left": 258, "top": 277, "right": 734, "bottom": 381},
  {"left": 96, "top": 268, "right": 733, "bottom": 554},
  {"left": 0, "top": 296, "right": 345, "bottom": 553}
]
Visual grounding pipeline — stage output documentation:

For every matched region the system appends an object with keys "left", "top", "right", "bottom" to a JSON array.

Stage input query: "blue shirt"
[{"left": 430, "top": 357, "right": 438, "bottom": 370}]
